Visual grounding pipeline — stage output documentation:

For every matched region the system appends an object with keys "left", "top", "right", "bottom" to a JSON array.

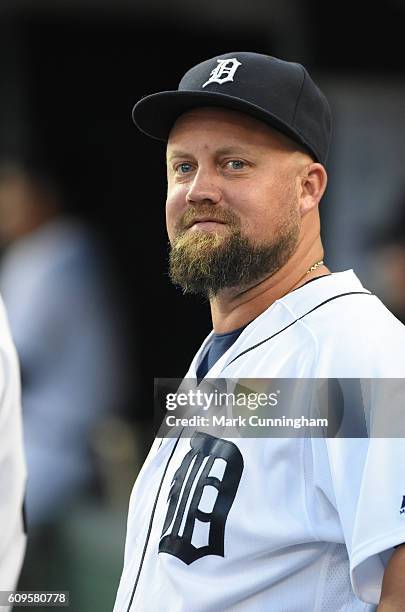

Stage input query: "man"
[
  {"left": 114, "top": 52, "right": 405, "bottom": 611},
  {"left": 0, "top": 163, "right": 130, "bottom": 530}
]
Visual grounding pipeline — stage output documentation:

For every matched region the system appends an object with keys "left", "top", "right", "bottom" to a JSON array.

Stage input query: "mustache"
[{"left": 176, "top": 206, "right": 241, "bottom": 233}]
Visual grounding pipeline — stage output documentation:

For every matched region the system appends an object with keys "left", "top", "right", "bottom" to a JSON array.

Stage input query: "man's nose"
[{"left": 186, "top": 168, "right": 221, "bottom": 205}]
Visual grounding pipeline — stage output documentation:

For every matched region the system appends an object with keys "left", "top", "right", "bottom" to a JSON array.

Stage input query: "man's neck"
[{"left": 210, "top": 242, "right": 329, "bottom": 333}]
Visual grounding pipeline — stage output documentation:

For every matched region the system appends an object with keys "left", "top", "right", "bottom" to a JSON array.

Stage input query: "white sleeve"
[
  {"left": 0, "top": 309, "right": 26, "bottom": 593},
  {"left": 349, "top": 437, "right": 405, "bottom": 604},
  {"left": 314, "top": 435, "right": 405, "bottom": 606}
]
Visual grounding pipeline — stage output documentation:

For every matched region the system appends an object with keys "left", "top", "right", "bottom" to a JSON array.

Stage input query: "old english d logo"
[
  {"left": 159, "top": 432, "right": 244, "bottom": 564},
  {"left": 202, "top": 58, "right": 242, "bottom": 88}
]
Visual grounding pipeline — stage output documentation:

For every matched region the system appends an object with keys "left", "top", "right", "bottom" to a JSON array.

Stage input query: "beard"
[{"left": 168, "top": 204, "right": 300, "bottom": 298}]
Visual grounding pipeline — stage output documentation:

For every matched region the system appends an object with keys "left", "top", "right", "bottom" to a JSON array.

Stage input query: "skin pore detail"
[{"left": 166, "top": 107, "right": 329, "bottom": 333}]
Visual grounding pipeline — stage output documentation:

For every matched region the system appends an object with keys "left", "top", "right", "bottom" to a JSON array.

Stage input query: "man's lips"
[{"left": 185, "top": 217, "right": 227, "bottom": 230}]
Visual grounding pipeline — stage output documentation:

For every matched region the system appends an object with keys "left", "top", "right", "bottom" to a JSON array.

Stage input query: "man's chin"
[
  {"left": 173, "top": 227, "right": 229, "bottom": 253},
  {"left": 168, "top": 243, "right": 257, "bottom": 297},
  {"left": 169, "top": 223, "right": 300, "bottom": 297}
]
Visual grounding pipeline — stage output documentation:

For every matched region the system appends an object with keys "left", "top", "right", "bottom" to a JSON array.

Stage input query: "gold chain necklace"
[{"left": 305, "top": 260, "right": 324, "bottom": 275}]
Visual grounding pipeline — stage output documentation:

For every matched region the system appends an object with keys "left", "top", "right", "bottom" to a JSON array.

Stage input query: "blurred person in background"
[{"left": 0, "top": 162, "right": 133, "bottom": 597}]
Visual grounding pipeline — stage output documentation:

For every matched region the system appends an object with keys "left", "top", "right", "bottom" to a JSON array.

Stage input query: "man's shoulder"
[
  {"left": 279, "top": 270, "right": 405, "bottom": 376},
  {"left": 309, "top": 288, "right": 404, "bottom": 335},
  {"left": 283, "top": 270, "right": 404, "bottom": 338},
  {"left": 309, "top": 295, "right": 405, "bottom": 376}
]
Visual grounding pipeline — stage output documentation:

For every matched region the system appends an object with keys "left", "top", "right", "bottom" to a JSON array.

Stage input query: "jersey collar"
[{"left": 186, "top": 270, "right": 369, "bottom": 379}]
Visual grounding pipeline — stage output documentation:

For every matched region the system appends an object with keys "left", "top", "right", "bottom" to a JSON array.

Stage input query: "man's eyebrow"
[
  {"left": 167, "top": 150, "right": 192, "bottom": 160},
  {"left": 167, "top": 145, "right": 254, "bottom": 160},
  {"left": 214, "top": 146, "right": 254, "bottom": 156}
]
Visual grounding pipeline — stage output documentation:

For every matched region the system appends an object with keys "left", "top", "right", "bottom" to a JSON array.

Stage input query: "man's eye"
[
  {"left": 226, "top": 160, "right": 245, "bottom": 170},
  {"left": 175, "top": 163, "right": 193, "bottom": 174}
]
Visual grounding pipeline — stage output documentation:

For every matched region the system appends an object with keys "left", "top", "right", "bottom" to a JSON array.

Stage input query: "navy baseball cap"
[{"left": 132, "top": 51, "right": 332, "bottom": 165}]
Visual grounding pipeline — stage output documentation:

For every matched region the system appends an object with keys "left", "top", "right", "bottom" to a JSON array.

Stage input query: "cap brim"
[{"left": 132, "top": 90, "right": 320, "bottom": 162}]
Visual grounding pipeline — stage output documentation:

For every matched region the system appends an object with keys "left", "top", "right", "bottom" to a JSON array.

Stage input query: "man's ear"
[{"left": 298, "top": 163, "right": 328, "bottom": 216}]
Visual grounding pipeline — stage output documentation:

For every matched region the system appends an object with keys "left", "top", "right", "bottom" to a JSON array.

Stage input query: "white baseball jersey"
[
  {"left": 114, "top": 270, "right": 405, "bottom": 611},
  {"left": 0, "top": 296, "right": 26, "bottom": 597}
]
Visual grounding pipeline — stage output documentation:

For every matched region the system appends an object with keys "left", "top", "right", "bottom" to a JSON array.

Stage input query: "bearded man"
[{"left": 114, "top": 52, "right": 405, "bottom": 612}]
